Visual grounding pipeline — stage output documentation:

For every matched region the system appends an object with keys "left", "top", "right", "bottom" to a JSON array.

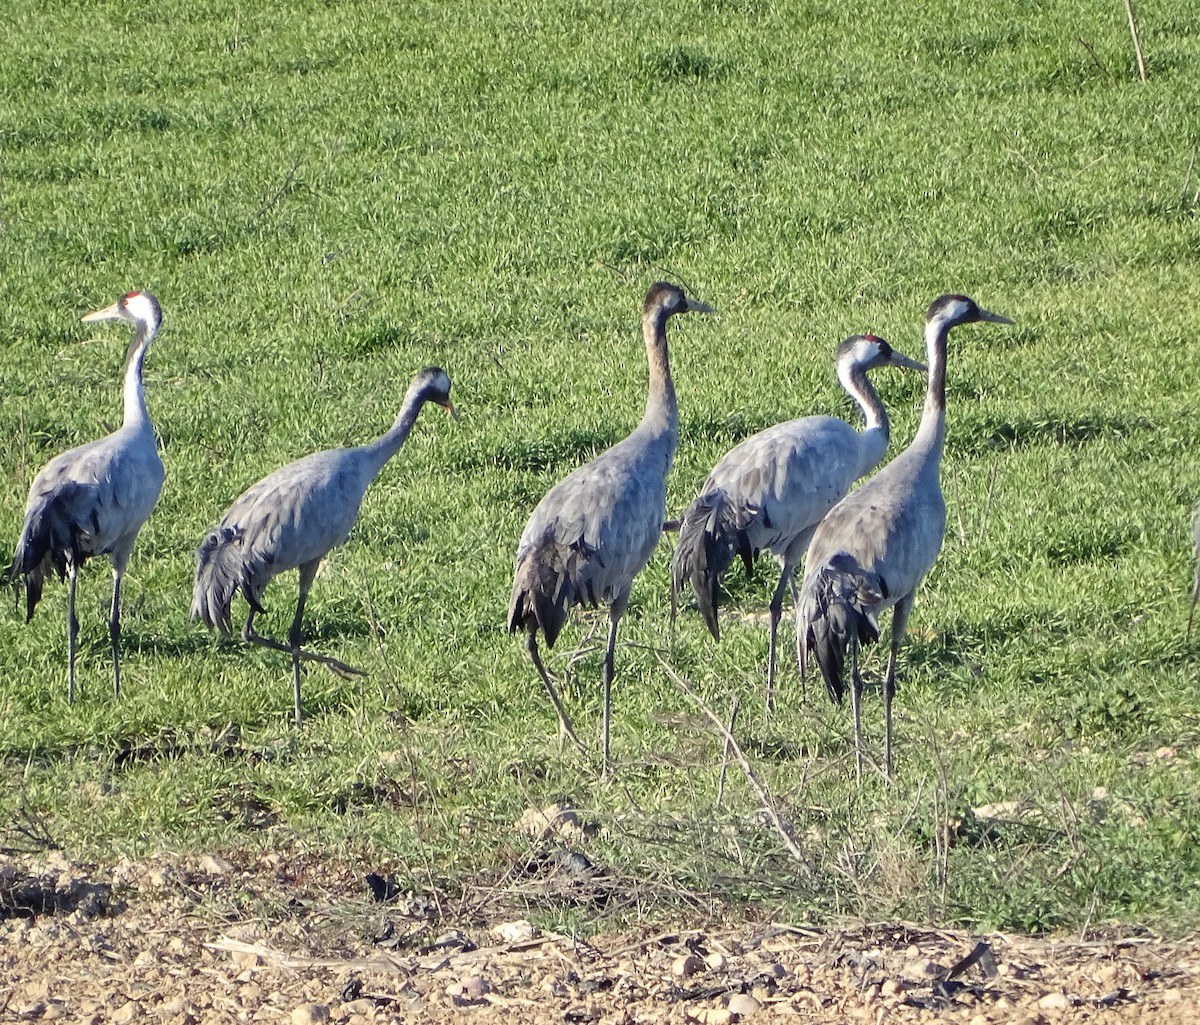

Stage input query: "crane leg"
[
  {"left": 764, "top": 565, "right": 795, "bottom": 717},
  {"left": 850, "top": 633, "right": 864, "bottom": 781},
  {"left": 109, "top": 569, "right": 123, "bottom": 700},
  {"left": 884, "top": 596, "right": 915, "bottom": 784},
  {"left": 526, "top": 630, "right": 586, "bottom": 756},
  {"left": 601, "top": 601, "right": 625, "bottom": 778},
  {"left": 67, "top": 562, "right": 80, "bottom": 705}
]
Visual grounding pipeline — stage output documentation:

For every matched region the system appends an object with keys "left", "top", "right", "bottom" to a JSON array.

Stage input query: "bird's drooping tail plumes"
[
  {"left": 11, "top": 485, "right": 89, "bottom": 622},
  {"left": 191, "top": 526, "right": 261, "bottom": 635},
  {"left": 802, "top": 551, "right": 888, "bottom": 704},
  {"left": 670, "top": 489, "right": 754, "bottom": 640},
  {"left": 508, "top": 529, "right": 599, "bottom": 649}
]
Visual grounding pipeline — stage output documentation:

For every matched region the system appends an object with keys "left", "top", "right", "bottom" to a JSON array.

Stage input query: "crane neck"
[
  {"left": 912, "top": 312, "right": 949, "bottom": 458},
  {"left": 838, "top": 359, "right": 889, "bottom": 432},
  {"left": 121, "top": 322, "right": 156, "bottom": 432},
  {"left": 360, "top": 384, "right": 429, "bottom": 480},
  {"left": 638, "top": 306, "right": 678, "bottom": 442}
]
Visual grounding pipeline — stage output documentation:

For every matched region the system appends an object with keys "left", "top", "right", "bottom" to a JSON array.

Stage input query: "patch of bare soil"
[{"left": 2, "top": 849, "right": 1198, "bottom": 1025}]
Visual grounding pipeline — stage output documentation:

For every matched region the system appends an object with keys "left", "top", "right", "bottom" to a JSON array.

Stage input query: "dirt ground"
[{"left": 2, "top": 848, "right": 1199, "bottom": 1025}]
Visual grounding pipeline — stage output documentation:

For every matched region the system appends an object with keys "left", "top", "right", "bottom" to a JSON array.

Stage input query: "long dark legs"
[
  {"left": 764, "top": 564, "right": 796, "bottom": 716},
  {"left": 109, "top": 569, "right": 123, "bottom": 699},
  {"left": 66, "top": 563, "right": 79, "bottom": 704},
  {"left": 883, "top": 595, "right": 914, "bottom": 782},
  {"left": 525, "top": 630, "right": 587, "bottom": 756},
  {"left": 239, "top": 561, "right": 365, "bottom": 724}
]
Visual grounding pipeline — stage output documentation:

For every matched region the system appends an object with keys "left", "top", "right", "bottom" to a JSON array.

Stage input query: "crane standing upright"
[
  {"left": 508, "top": 282, "right": 714, "bottom": 772},
  {"left": 799, "top": 294, "right": 1012, "bottom": 779},
  {"left": 192, "top": 366, "right": 456, "bottom": 725},
  {"left": 11, "top": 291, "right": 166, "bottom": 703},
  {"left": 670, "top": 334, "right": 926, "bottom": 712}
]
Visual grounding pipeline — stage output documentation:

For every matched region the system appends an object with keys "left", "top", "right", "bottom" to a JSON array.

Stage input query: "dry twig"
[
  {"left": 1123, "top": 0, "right": 1147, "bottom": 81},
  {"left": 659, "top": 657, "right": 810, "bottom": 869}
]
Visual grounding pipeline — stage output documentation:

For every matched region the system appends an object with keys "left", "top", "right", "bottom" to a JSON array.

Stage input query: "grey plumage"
[
  {"left": 670, "top": 334, "right": 925, "bottom": 712},
  {"left": 10, "top": 291, "right": 165, "bottom": 703},
  {"left": 799, "top": 294, "right": 1012, "bottom": 779},
  {"left": 192, "top": 366, "right": 456, "bottom": 724},
  {"left": 507, "top": 282, "right": 714, "bottom": 772}
]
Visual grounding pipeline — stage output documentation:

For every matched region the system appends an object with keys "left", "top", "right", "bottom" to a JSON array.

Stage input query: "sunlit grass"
[{"left": 2, "top": 0, "right": 1200, "bottom": 935}]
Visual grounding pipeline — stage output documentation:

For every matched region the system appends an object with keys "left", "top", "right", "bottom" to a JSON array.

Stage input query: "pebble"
[
  {"left": 111, "top": 1000, "right": 142, "bottom": 1023},
  {"left": 447, "top": 975, "right": 490, "bottom": 1001},
  {"left": 199, "top": 855, "right": 235, "bottom": 875},
  {"left": 727, "top": 992, "right": 761, "bottom": 1017},
  {"left": 673, "top": 954, "right": 705, "bottom": 978},
  {"left": 1037, "top": 992, "right": 1068, "bottom": 1011},
  {"left": 695, "top": 1009, "right": 734, "bottom": 1025},
  {"left": 705, "top": 952, "right": 728, "bottom": 972},
  {"left": 880, "top": 979, "right": 902, "bottom": 997},
  {"left": 291, "top": 1003, "right": 331, "bottom": 1025},
  {"left": 493, "top": 919, "right": 536, "bottom": 944}
]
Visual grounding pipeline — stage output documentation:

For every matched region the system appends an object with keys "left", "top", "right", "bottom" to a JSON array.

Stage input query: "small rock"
[
  {"left": 516, "top": 803, "right": 580, "bottom": 840},
  {"left": 697, "top": 1009, "right": 734, "bottom": 1025},
  {"left": 1156, "top": 745, "right": 1177, "bottom": 761},
  {"left": 111, "top": 1000, "right": 142, "bottom": 1023},
  {"left": 291, "top": 1004, "right": 331, "bottom": 1025},
  {"left": 727, "top": 992, "right": 761, "bottom": 1017},
  {"left": 199, "top": 855, "right": 235, "bottom": 875},
  {"left": 1037, "top": 992, "right": 1069, "bottom": 1011},
  {"left": 705, "top": 952, "right": 728, "bottom": 972},
  {"left": 880, "top": 979, "right": 902, "bottom": 998},
  {"left": 41, "top": 1003, "right": 67, "bottom": 1021},
  {"left": 341, "top": 999, "right": 375, "bottom": 1016},
  {"left": 1163, "top": 987, "right": 1183, "bottom": 1004},
  {"left": 449, "top": 976, "right": 489, "bottom": 1000},
  {"left": 673, "top": 953, "right": 705, "bottom": 977},
  {"left": 903, "top": 958, "right": 936, "bottom": 979},
  {"left": 763, "top": 962, "right": 787, "bottom": 979},
  {"left": 493, "top": 919, "right": 537, "bottom": 944}
]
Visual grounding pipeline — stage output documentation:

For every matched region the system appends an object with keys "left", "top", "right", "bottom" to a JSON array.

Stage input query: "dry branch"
[{"left": 659, "top": 657, "right": 810, "bottom": 869}]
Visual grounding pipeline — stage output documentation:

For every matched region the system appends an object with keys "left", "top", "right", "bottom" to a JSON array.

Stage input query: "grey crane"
[
  {"left": 1189, "top": 505, "right": 1200, "bottom": 638},
  {"left": 798, "top": 294, "right": 1012, "bottom": 779},
  {"left": 10, "top": 291, "right": 165, "bottom": 703},
  {"left": 670, "top": 334, "right": 926, "bottom": 713},
  {"left": 507, "top": 282, "right": 714, "bottom": 772},
  {"left": 191, "top": 366, "right": 456, "bottom": 725}
]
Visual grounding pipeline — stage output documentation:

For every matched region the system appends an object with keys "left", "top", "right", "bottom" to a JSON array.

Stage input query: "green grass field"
[{"left": 3, "top": 0, "right": 1200, "bottom": 936}]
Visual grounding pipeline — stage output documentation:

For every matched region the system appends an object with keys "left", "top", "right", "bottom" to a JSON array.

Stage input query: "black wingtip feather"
[
  {"left": 671, "top": 490, "right": 749, "bottom": 642},
  {"left": 801, "top": 552, "right": 885, "bottom": 705}
]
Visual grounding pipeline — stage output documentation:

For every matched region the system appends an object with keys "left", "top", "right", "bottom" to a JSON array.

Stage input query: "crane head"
[
  {"left": 413, "top": 365, "right": 457, "bottom": 419},
  {"left": 926, "top": 294, "right": 1013, "bottom": 330},
  {"left": 643, "top": 281, "right": 716, "bottom": 320},
  {"left": 838, "top": 334, "right": 927, "bottom": 374},
  {"left": 82, "top": 291, "right": 163, "bottom": 336}
]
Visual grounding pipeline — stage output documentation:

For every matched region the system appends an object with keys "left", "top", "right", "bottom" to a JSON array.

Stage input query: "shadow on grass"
[{"left": 951, "top": 413, "right": 1155, "bottom": 457}]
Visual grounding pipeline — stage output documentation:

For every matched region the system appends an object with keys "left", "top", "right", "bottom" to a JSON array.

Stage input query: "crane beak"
[
  {"left": 889, "top": 352, "right": 928, "bottom": 372},
  {"left": 976, "top": 307, "right": 1014, "bottom": 325},
  {"left": 685, "top": 298, "right": 716, "bottom": 315},
  {"left": 81, "top": 301, "right": 123, "bottom": 324}
]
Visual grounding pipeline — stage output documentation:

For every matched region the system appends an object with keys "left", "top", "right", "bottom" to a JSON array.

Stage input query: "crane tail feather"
[
  {"left": 11, "top": 488, "right": 84, "bottom": 621},
  {"left": 670, "top": 490, "right": 747, "bottom": 642},
  {"left": 508, "top": 531, "right": 583, "bottom": 649},
  {"left": 800, "top": 552, "right": 885, "bottom": 705},
  {"left": 191, "top": 526, "right": 247, "bottom": 635}
]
